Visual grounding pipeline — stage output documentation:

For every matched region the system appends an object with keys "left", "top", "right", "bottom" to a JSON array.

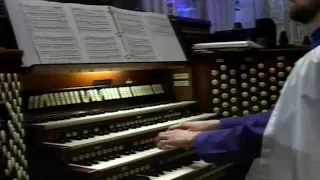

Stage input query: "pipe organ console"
[{"left": 18, "top": 67, "right": 235, "bottom": 180}]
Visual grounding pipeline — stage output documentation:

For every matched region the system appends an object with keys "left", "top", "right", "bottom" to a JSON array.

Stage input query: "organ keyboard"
[{"left": 24, "top": 82, "right": 233, "bottom": 180}]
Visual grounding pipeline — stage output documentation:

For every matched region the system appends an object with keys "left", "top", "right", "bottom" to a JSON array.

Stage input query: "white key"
[
  {"left": 69, "top": 148, "right": 164, "bottom": 170},
  {"left": 34, "top": 101, "right": 197, "bottom": 130},
  {"left": 148, "top": 161, "right": 211, "bottom": 180},
  {"left": 45, "top": 113, "right": 216, "bottom": 149}
]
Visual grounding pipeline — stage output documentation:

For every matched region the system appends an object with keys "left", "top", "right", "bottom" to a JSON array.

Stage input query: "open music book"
[{"left": 4, "top": 0, "right": 186, "bottom": 66}]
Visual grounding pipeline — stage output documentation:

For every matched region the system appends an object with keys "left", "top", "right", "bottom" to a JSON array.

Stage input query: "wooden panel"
[
  {"left": 29, "top": 62, "right": 188, "bottom": 73},
  {"left": 21, "top": 70, "right": 171, "bottom": 92},
  {"left": 0, "top": 49, "right": 23, "bottom": 70},
  {"left": 171, "top": 67, "right": 193, "bottom": 101},
  {"left": 191, "top": 47, "right": 308, "bottom": 117}
]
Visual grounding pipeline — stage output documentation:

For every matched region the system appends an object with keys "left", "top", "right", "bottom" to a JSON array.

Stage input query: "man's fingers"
[
  {"left": 168, "top": 123, "right": 185, "bottom": 130},
  {"left": 155, "top": 131, "right": 171, "bottom": 143},
  {"left": 156, "top": 140, "right": 177, "bottom": 150}
]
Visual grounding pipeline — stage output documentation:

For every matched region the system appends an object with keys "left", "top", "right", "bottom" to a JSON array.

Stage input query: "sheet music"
[
  {"left": 111, "top": 7, "right": 157, "bottom": 62},
  {"left": 143, "top": 13, "right": 186, "bottom": 61},
  {"left": 65, "top": 4, "right": 126, "bottom": 63},
  {"left": 4, "top": 0, "right": 83, "bottom": 65}
]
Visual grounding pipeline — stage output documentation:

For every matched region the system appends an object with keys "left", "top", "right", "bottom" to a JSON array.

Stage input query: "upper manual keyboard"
[{"left": 44, "top": 113, "right": 215, "bottom": 149}]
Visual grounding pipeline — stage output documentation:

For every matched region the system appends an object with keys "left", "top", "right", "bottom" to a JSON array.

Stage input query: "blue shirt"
[{"left": 194, "top": 29, "right": 320, "bottom": 164}]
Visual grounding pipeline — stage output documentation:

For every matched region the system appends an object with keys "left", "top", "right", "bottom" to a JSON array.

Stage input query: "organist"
[{"left": 156, "top": 0, "right": 320, "bottom": 179}]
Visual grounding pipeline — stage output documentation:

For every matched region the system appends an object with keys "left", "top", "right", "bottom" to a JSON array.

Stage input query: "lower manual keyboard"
[
  {"left": 44, "top": 113, "right": 216, "bottom": 149},
  {"left": 69, "top": 148, "right": 164, "bottom": 171},
  {"left": 133, "top": 161, "right": 212, "bottom": 180}
]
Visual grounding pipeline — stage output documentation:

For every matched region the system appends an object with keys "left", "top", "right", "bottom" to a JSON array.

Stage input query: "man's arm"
[
  {"left": 194, "top": 111, "right": 272, "bottom": 164},
  {"left": 219, "top": 109, "right": 273, "bottom": 129}
]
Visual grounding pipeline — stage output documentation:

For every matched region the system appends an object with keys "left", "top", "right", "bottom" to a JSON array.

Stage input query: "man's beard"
[{"left": 289, "top": 1, "right": 320, "bottom": 24}]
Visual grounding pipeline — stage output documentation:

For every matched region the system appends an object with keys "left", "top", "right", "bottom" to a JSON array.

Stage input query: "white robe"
[{"left": 246, "top": 46, "right": 320, "bottom": 180}]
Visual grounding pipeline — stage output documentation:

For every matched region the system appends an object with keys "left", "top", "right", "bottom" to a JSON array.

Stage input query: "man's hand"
[
  {"left": 168, "top": 120, "right": 221, "bottom": 131},
  {"left": 155, "top": 129, "right": 201, "bottom": 150}
]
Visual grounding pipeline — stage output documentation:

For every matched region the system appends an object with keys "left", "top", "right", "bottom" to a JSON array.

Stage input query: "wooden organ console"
[{"left": 20, "top": 64, "right": 234, "bottom": 180}]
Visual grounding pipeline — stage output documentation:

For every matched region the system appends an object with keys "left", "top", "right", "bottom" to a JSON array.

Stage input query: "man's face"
[{"left": 289, "top": 0, "right": 320, "bottom": 24}]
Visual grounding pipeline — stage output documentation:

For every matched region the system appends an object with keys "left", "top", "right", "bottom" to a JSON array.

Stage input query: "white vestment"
[{"left": 246, "top": 46, "right": 320, "bottom": 180}]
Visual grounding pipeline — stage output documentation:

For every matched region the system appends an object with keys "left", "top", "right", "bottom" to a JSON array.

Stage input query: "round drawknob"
[
  {"left": 262, "top": 109, "right": 268, "bottom": 113},
  {"left": 250, "top": 78, "right": 257, "bottom": 83},
  {"left": 243, "top": 110, "right": 249, "bottom": 115},
  {"left": 270, "top": 95, "right": 278, "bottom": 101},
  {"left": 269, "top": 68, "right": 276, "bottom": 73},
  {"left": 222, "top": 111, "right": 230, "bottom": 117},
  {"left": 213, "top": 107, "right": 220, "bottom": 113},
  {"left": 220, "top": 74, "right": 228, "bottom": 80},
  {"left": 221, "top": 93, "right": 229, "bottom": 99},
  {"left": 250, "top": 87, "right": 257, "bottom": 92},
  {"left": 270, "top": 86, "right": 277, "bottom": 91},
  {"left": 222, "top": 102, "right": 229, "bottom": 108},
  {"left": 249, "top": 68, "right": 257, "bottom": 74},
  {"left": 242, "top": 92, "right": 249, "bottom": 97},
  {"left": 258, "top": 72, "right": 265, "bottom": 78},
  {"left": 258, "top": 63, "right": 264, "bottom": 69},
  {"left": 221, "top": 84, "right": 228, "bottom": 89},
  {"left": 261, "top": 100, "right": 268, "bottom": 106},
  {"left": 241, "top": 74, "right": 247, "bottom": 79},
  {"left": 278, "top": 72, "right": 284, "bottom": 77},
  {"left": 242, "top": 101, "right": 249, "bottom": 106},
  {"left": 211, "top": 70, "right": 219, "bottom": 76},
  {"left": 211, "top": 79, "right": 219, "bottom": 85},
  {"left": 269, "top": 77, "right": 276, "bottom": 82},
  {"left": 220, "top": 65, "right": 227, "bottom": 71},
  {"left": 212, "top": 98, "right": 220, "bottom": 104},
  {"left": 212, "top": 89, "right": 219, "bottom": 95},
  {"left": 231, "top": 106, "right": 238, "bottom": 112},
  {"left": 229, "top": 69, "right": 236, "bottom": 75},
  {"left": 260, "top": 91, "right": 268, "bottom": 97},
  {"left": 259, "top": 82, "right": 266, "bottom": 88},
  {"left": 4, "top": 169, "right": 10, "bottom": 177},
  {"left": 277, "top": 63, "right": 284, "bottom": 68},
  {"left": 278, "top": 81, "right": 284, "bottom": 86},
  {"left": 229, "top": 79, "right": 237, "bottom": 84},
  {"left": 241, "top": 83, "right": 248, "bottom": 88},
  {"left": 252, "top": 106, "right": 259, "bottom": 111},
  {"left": 7, "top": 159, "right": 13, "bottom": 171},
  {"left": 2, "top": 145, "right": 8, "bottom": 155},
  {"left": 9, "top": 139, "right": 14, "bottom": 150},
  {"left": 230, "top": 97, "right": 237, "bottom": 103},
  {"left": 251, "top": 96, "right": 258, "bottom": 102},
  {"left": 230, "top": 88, "right": 237, "bottom": 94},
  {"left": 1, "top": 130, "right": 7, "bottom": 143},
  {"left": 286, "top": 66, "right": 292, "bottom": 72}
]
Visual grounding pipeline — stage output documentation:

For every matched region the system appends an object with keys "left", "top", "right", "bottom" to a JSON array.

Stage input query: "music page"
[
  {"left": 4, "top": 0, "right": 83, "bottom": 65},
  {"left": 143, "top": 13, "right": 186, "bottom": 61},
  {"left": 64, "top": 4, "right": 126, "bottom": 63},
  {"left": 111, "top": 7, "right": 158, "bottom": 62}
]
